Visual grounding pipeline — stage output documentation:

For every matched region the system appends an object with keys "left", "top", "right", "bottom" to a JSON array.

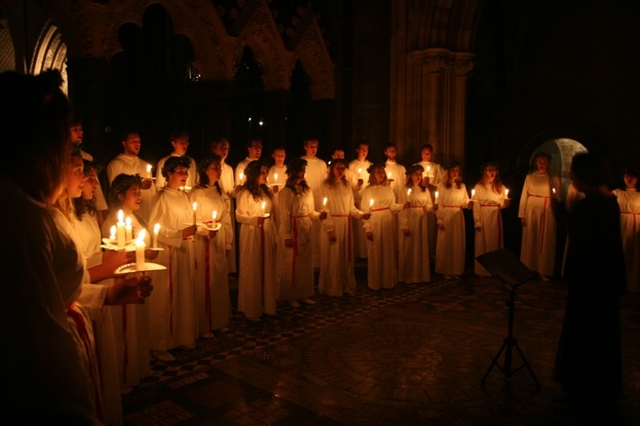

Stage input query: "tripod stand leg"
[
  {"left": 513, "top": 341, "right": 541, "bottom": 389},
  {"left": 481, "top": 339, "right": 507, "bottom": 387}
]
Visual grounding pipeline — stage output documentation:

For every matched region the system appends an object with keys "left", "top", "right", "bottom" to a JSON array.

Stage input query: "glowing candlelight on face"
[
  {"left": 146, "top": 164, "right": 152, "bottom": 178},
  {"left": 135, "top": 229, "right": 146, "bottom": 271},
  {"left": 116, "top": 209, "right": 126, "bottom": 247},
  {"left": 192, "top": 202, "right": 198, "bottom": 225},
  {"left": 435, "top": 191, "right": 439, "bottom": 202},
  {"left": 152, "top": 223, "right": 160, "bottom": 249},
  {"left": 125, "top": 216, "right": 133, "bottom": 241},
  {"left": 109, "top": 225, "right": 116, "bottom": 241}
]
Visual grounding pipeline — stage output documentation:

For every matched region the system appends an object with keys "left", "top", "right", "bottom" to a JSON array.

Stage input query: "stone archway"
[
  {"left": 530, "top": 138, "right": 588, "bottom": 201},
  {"left": 30, "top": 20, "right": 68, "bottom": 94}
]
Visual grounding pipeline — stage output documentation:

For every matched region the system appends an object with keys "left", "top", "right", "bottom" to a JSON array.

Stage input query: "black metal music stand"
[{"left": 476, "top": 249, "right": 540, "bottom": 388}]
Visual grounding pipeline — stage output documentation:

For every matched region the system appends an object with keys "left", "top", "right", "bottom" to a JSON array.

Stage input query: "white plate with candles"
[
  {"left": 101, "top": 239, "right": 136, "bottom": 251},
  {"left": 261, "top": 213, "right": 271, "bottom": 218},
  {"left": 147, "top": 247, "right": 165, "bottom": 252},
  {"left": 114, "top": 262, "right": 167, "bottom": 275},
  {"left": 205, "top": 222, "right": 222, "bottom": 232}
]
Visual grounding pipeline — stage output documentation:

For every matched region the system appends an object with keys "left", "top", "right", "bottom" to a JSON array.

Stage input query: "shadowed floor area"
[{"left": 122, "top": 263, "right": 640, "bottom": 425}]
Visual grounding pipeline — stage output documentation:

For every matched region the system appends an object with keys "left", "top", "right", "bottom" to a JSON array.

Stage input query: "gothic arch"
[
  {"left": 287, "top": 11, "right": 334, "bottom": 100},
  {"left": 101, "top": 0, "right": 236, "bottom": 80},
  {"left": 30, "top": 20, "right": 68, "bottom": 94},
  {"left": 235, "top": 4, "right": 295, "bottom": 92}
]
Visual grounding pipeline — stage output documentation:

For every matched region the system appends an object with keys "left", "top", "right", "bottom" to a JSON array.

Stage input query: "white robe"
[
  {"left": 1, "top": 180, "right": 98, "bottom": 423},
  {"left": 72, "top": 211, "right": 123, "bottom": 426},
  {"left": 302, "top": 156, "right": 328, "bottom": 267},
  {"left": 613, "top": 188, "right": 640, "bottom": 293},
  {"left": 147, "top": 187, "right": 198, "bottom": 350},
  {"left": 276, "top": 186, "right": 319, "bottom": 301},
  {"left": 348, "top": 159, "right": 372, "bottom": 258},
  {"left": 362, "top": 184, "right": 404, "bottom": 290},
  {"left": 472, "top": 183, "right": 509, "bottom": 276},
  {"left": 419, "top": 160, "right": 444, "bottom": 261},
  {"left": 518, "top": 172, "right": 561, "bottom": 276},
  {"left": 101, "top": 212, "right": 152, "bottom": 388},
  {"left": 435, "top": 183, "right": 471, "bottom": 276},
  {"left": 190, "top": 186, "right": 232, "bottom": 332},
  {"left": 219, "top": 161, "right": 237, "bottom": 274},
  {"left": 398, "top": 186, "right": 432, "bottom": 283},
  {"left": 236, "top": 190, "right": 278, "bottom": 317},
  {"left": 155, "top": 153, "right": 198, "bottom": 191},
  {"left": 318, "top": 181, "right": 364, "bottom": 296},
  {"left": 385, "top": 160, "right": 407, "bottom": 199},
  {"left": 107, "top": 154, "right": 157, "bottom": 223}
]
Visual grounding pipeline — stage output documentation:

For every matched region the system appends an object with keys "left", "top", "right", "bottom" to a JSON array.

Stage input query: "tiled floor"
[{"left": 122, "top": 263, "right": 640, "bottom": 425}]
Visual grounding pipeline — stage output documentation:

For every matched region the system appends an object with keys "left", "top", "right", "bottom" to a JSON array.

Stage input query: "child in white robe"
[{"left": 612, "top": 167, "right": 640, "bottom": 293}]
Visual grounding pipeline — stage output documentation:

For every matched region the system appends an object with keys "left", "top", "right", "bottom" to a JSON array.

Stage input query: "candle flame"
[
  {"left": 505, "top": 189, "right": 509, "bottom": 196},
  {"left": 117, "top": 209, "right": 124, "bottom": 223},
  {"left": 369, "top": 199, "right": 374, "bottom": 207},
  {"left": 136, "top": 229, "right": 146, "bottom": 243},
  {"left": 323, "top": 197, "right": 328, "bottom": 206},
  {"left": 146, "top": 164, "right": 152, "bottom": 172},
  {"left": 212, "top": 210, "right": 218, "bottom": 220},
  {"left": 110, "top": 225, "right": 116, "bottom": 239},
  {"left": 274, "top": 173, "right": 278, "bottom": 181},
  {"left": 154, "top": 223, "right": 160, "bottom": 232},
  {"left": 407, "top": 188, "right": 412, "bottom": 196},
  {"left": 261, "top": 201, "right": 266, "bottom": 210},
  {"left": 192, "top": 202, "right": 198, "bottom": 211},
  {"left": 435, "top": 191, "right": 439, "bottom": 199},
  {"left": 125, "top": 216, "right": 132, "bottom": 226},
  {"left": 552, "top": 188, "right": 556, "bottom": 194}
]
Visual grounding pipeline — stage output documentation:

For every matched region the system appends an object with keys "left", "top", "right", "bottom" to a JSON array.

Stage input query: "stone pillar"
[
  {"left": 66, "top": 57, "right": 109, "bottom": 162},
  {"left": 449, "top": 52, "right": 476, "bottom": 164}
]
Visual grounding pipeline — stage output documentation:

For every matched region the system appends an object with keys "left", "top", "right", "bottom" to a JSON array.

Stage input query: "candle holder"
[
  {"left": 205, "top": 222, "right": 222, "bottom": 232},
  {"left": 101, "top": 238, "right": 135, "bottom": 251},
  {"left": 114, "top": 262, "right": 167, "bottom": 275}
]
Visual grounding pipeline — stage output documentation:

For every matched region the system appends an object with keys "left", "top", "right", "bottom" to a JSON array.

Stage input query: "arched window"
[
  {"left": 530, "top": 138, "right": 587, "bottom": 201},
  {"left": 31, "top": 21, "right": 67, "bottom": 94}
]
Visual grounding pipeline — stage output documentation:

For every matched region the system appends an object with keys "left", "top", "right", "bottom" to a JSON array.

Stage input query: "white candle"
[
  {"left": 192, "top": 202, "right": 198, "bottom": 225},
  {"left": 369, "top": 198, "right": 374, "bottom": 211},
  {"left": 135, "top": 229, "right": 146, "bottom": 271},
  {"left": 387, "top": 171, "right": 392, "bottom": 180},
  {"left": 116, "top": 209, "right": 126, "bottom": 247},
  {"left": 109, "top": 225, "right": 116, "bottom": 242},
  {"left": 212, "top": 210, "right": 218, "bottom": 221},
  {"left": 323, "top": 197, "right": 328, "bottom": 208},
  {"left": 435, "top": 191, "right": 439, "bottom": 202},
  {"left": 152, "top": 223, "right": 160, "bottom": 249},
  {"left": 125, "top": 216, "right": 133, "bottom": 241},
  {"left": 146, "top": 164, "right": 152, "bottom": 179},
  {"left": 261, "top": 200, "right": 266, "bottom": 216},
  {"left": 426, "top": 165, "right": 431, "bottom": 178}
]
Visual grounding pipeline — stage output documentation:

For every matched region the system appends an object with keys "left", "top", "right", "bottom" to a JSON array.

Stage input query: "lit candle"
[
  {"left": 505, "top": 188, "right": 510, "bottom": 198},
  {"left": 109, "top": 225, "right": 116, "bottom": 242},
  {"left": 146, "top": 164, "right": 152, "bottom": 179},
  {"left": 261, "top": 200, "right": 266, "bottom": 216},
  {"left": 180, "top": 186, "right": 185, "bottom": 192},
  {"left": 192, "top": 202, "right": 198, "bottom": 225},
  {"left": 407, "top": 188, "right": 412, "bottom": 196},
  {"left": 552, "top": 187, "right": 556, "bottom": 195},
  {"left": 369, "top": 198, "right": 374, "bottom": 211},
  {"left": 239, "top": 172, "right": 244, "bottom": 184},
  {"left": 426, "top": 165, "right": 431, "bottom": 178},
  {"left": 323, "top": 197, "right": 328, "bottom": 208},
  {"left": 274, "top": 173, "right": 278, "bottom": 183},
  {"left": 152, "top": 223, "right": 160, "bottom": 249},
  {"left": 212, "top": 210, "right": 218, "bottom": 221},
  {"left": 435, "top": 191, "right": 439, "bottom": 203},
  {"left": 125, "top": 216, "right": 133, "bottom": 241},
  {"left": 471, "top": 189, "right": 476, "bottom": 198},
  {"left": 135, "top": 229, "right": 146, "bottom": 271},
  {"left": 357, "top": 168, "right": 362, "bottom": 178},
  {"left": 116, "top": 209, "right": 126, "bottom": 247}
]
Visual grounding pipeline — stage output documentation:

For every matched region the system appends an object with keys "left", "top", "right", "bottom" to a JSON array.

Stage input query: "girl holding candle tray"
[
  {"left": 276, "top": 158, "right": 326, "bottom": 307},
  {"left": 518, "top": 152, "right": 561, "bottom": 281},
  {"left": 435, "top": 162, "right": 473, "bottom": 280},
  {"left": 147, "top": 156, "right": 199, "bottom": 360},
  {"left": 348, "top": 140, "right": 372, "bottom": 260},
  {"left": 361, "top": 163, "right": 409, "bottom": 290},
  {"left": 236, "top": 160, "right": 278, "bottom": 321},
  {"left": 319, "top": 159, "right": 370, "bottom": 296},
  {"left": 102, "top": 173, "right": 158, "bottom": 388},
  {"left": 472, "top": 163, "right": 511, "bottom": 277},
  {"left": 612, "top": 167, "right": 640, "bottom": 293},
  {"left": 189, "top": 156, "right": 233, "bottom": 337},
  {"left": 398, "top": 164, "right": 434, "bottom": 284}
]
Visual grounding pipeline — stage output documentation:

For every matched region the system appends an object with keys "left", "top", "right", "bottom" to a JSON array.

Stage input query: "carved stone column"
[
  {"left": 448, "top": 52, "right": 475, "bottom": 164},
  {"left": 66, "top": 57, "right": 110, "bottom": 161}
]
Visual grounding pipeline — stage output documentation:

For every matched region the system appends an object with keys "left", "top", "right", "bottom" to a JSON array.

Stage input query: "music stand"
[{"left": 476, "top": 249, "right": 540, "bottom": 388}]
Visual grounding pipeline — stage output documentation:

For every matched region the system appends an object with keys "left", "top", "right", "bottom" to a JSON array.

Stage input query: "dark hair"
[
  {"left": 121, "top": 129, "right": 140, "bottom": 142},
  {"left": 444, "top": 162, "right": 463, "bottom": 189},
  {"left": 366, "top": 163, "right": 388, "bottom": 186},
  {"left": 284, "top": 158, "right": 310, "bottom": 192},
  {"left": 243, "top": 159, "right": 273, "bottom": 200},
  {"left": 355, "top": 139, "right": 369, "bottom": 149},
  {"left": 405, "top": 163, "right": 427, "bottom": 192},
  {"left": 325, "top": 158, "right": 349, "bottom": 188},
  {"left": 0, "top": 70, "right": 71, "bottom": 204},
  {"left": 478, "top": 162, "right": 503, "bottom": 194},
  {"left": 170, "top": 130, "right": 189, "bottom": 142},
  {"left": 384, "top": 143, "right": 398, "bottom": 151},
  {"left": 107, "top": 173, "right": 143, "bottom": 211},
  {"left": 197, "top": 155, "right": 223, "bottom": 195},
  {"left": 620, "top": 167, "right": 640, "bottom": 190},
  {"left": 420, "top": 144, "right": 434, "bottom": 152},
  {"left": 161, "top": 156, "right": 192, "bottom": 178},
  {"left": 571, "top": 152, "right": 613, "bottom": 188}
]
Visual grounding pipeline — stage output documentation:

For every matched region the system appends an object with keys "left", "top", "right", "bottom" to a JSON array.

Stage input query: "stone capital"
[
  {"left": 409, "top": 48, "right": 451, "bottom": 73},
  {"left": 451, "top": 52, "right": 476, "bottom": 77}
]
